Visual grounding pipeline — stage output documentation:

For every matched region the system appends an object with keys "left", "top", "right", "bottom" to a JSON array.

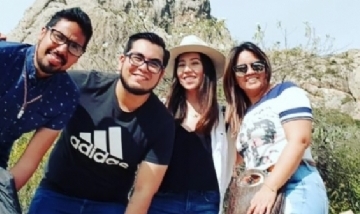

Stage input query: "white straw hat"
[{"left": 166, "top": 35, "right": 225, "bottom": 79}]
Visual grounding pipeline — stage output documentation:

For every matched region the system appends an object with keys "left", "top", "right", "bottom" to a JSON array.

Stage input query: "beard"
[
  {"left": 119, "top": 68, "right": 159, "bottom": 96},
  {"left": 35, "top": 42, "right": 66, "bottom": 75}
]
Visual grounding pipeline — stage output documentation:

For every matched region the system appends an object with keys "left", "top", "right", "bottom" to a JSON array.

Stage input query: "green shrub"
[{"left": 8, "top": 132, "right": 52, "bottom": 213}]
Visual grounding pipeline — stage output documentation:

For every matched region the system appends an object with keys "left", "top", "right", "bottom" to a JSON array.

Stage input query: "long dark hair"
[
  {"left": 166, "top": 52, "right": 219, "bottom": 134},
  {"left": 223, "top": 42, "right": 272, "bottom": 136}
]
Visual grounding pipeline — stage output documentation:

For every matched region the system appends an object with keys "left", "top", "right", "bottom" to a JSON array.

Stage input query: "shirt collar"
[{"left": 25, "top": 46, "right": 37, "bottom": 81}]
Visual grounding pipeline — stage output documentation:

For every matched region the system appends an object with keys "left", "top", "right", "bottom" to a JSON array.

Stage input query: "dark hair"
[
  {"left": 166, "top": 52, "right": 219, "bottom": 134},
  {"left": 124, "top": 32, "right": 170, "bottom": 67},
  {"left": 46, "top": 7, "right": 93, "bottom": 50},
  {"left": 223, "top": 41, "right": 272, "bottom": 136}
]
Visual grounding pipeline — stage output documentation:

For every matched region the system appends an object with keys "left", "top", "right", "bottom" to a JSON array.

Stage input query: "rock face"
[
  {"left": 7, "top": 0, "right": 360, "bottom": 119},
  {"left": 270, "top": 49, "right": 360, "bottom": 119},
  {"left": 8, "top": 0, "right": 233, "bottom": 70}
]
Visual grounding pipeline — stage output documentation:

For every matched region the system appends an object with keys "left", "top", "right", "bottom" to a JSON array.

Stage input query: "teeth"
[{"left": 247, "top": 77, "right": 258, "bottom": 82}]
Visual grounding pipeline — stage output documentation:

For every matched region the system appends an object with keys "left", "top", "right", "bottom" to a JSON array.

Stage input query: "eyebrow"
[
  {"left": 179, "top": 57, "right": 200, "bottom": 62},
  {"left": 132, "top": 52, "right": 162, "bottom": 63},
  {"left": 51, "top": 28, "right": 83, "bottom": 47}
]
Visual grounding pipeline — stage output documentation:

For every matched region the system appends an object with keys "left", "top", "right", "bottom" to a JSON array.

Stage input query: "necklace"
[
  {"left": 17, "top": 61, "right": 42, "bottom": 119},
  {"left": 192, "top": 112, "right": 200, "bottom": 118}
]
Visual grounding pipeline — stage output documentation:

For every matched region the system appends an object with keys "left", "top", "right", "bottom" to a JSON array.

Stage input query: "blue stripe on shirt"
[{"left": 279, "top": 107, "right": 312, "bottom": 119}]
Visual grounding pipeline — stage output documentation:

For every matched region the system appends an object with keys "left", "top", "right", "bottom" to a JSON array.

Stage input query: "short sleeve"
[
  {"left": 277, "top": 85, "right": 313, "bottom": 123},
  {"left": 144, "top": 118, "right": 175, "bottom": 165},
  {"left": 43, "top": 92, "right": 79, "bottom": 130}
]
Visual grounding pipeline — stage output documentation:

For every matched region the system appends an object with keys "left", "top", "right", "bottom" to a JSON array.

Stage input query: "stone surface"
[{"left": 7, "top": 0, "right": 360, "bottom": 119}]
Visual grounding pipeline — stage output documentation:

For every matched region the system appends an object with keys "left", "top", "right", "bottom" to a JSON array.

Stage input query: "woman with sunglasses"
[
  {"left": 223, "top": 41, "right": 328, "bottom": 214},
  {"left": 148, "top": 35, "right": 236, "bottom": 214}
]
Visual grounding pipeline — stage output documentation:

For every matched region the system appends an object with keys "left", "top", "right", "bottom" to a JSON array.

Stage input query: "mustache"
[{"left": 46, "top": 49, "right": 66, "bottom": 65}]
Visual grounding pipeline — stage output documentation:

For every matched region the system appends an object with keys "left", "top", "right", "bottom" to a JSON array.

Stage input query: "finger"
[
  {"left": 254, "top": 205, "right": 266, "bottom": 214},
  {"left": 247, "top": 204, "right": 255, "bottom": 214},
  {"left": 265, "top": 204, "right": 271, "bottom": 214}
]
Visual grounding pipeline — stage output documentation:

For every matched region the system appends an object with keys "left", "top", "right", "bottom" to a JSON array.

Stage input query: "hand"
[
  {"left": 247, "top": 184, "right": 277, "bottom": 214},
  {"left": 0, "top": 33, "right": 7, "bottom": 41}
]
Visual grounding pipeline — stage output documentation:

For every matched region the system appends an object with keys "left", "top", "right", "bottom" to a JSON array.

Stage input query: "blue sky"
[{"left": 1, "top": 0, "right": 359, "bottom": 52}]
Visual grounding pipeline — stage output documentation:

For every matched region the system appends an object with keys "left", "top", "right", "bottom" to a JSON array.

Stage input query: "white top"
[
  {"left": 236, "top": 81, "right": 314, "bottom": 171},
  {"left": 210, "top": 107, "right": 236, "bottom": 214}
]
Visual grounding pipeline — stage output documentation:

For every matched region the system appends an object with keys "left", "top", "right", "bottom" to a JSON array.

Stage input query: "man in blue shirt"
[{"left": 0, "top": 6, "right": 93, "bottom": 204}]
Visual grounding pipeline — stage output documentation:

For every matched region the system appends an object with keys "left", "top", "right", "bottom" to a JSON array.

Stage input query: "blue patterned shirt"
[{"left": 0, "top": 41, "right": 79, "bottom": 168}]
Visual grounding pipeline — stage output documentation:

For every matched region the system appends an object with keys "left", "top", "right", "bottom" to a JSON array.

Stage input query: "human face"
[
  {"left": 176, "top": 52, "right": 204, "bottom": 92},
  {"left": 36, "top": 19, "right": 86, "bottom": 76},
  {"left": 234, "top": 50, "right": 267, "bottom": 94},
  {"left": 118, "top": 39, "right": 164, "bottom": 95}
]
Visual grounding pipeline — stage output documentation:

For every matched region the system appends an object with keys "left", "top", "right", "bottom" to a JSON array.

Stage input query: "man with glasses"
[
  {"left": 0, "top": 7, "right": 92, "bottom": 213},
  {"left": 28, "top": 32, "right": 175, "bottom": 214}
]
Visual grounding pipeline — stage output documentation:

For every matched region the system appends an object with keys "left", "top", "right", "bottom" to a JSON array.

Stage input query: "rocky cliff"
[{"left": 7, "top": 0, "right": 360, "bottom": 119}]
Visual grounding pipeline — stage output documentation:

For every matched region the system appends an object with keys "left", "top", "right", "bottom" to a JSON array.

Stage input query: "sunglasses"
[{"left": 232, "top": 61, "right": 266, "bottom": 76}]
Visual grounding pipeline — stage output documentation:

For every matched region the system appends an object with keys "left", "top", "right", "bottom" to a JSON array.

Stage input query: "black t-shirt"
[
  {"left": 40, "top": 70, "right": 175, "bottom": 204},
  {"left": 158, "top": 120, "right": 219, "bottom": 192}
]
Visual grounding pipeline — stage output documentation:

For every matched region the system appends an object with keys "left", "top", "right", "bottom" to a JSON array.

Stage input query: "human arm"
[
  {"left": 248, "top": 85, "right": 313, "bottom": 214},
  {"left": 0, "top": 33, "right": 6, "bottom": 41},
  {"left": 9, "top": 90, "right": 78, "bottom": 190},
  {"left": 125, "top": 161, "right": 168, "bottom": 214},
  {"left": 227, "top": 130, "right": 244, "bottom": 176},
  {"left": 125, "top": 118, "right": 175, "bottom": 214},
  {"left": 9, "top": 128, "right": 59, "bottom": 190}
]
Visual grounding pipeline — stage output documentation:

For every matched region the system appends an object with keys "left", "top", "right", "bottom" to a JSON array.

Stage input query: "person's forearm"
[
  {"left": 10, "top": 160, "right": 38, "bottom": 190},
  {"left": 264, "top": 142, "right": 307, "bottom": 192},
  {"left": 125, "top": 189, "right": 154, "bottom": 214}
]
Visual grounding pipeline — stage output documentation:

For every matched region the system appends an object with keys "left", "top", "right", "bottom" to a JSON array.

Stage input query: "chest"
[
  {"left": 66, "top": 101, "right": 154, "bottom": 170},
  {"left": 239, "top": 105, "right": 284, "bottom": 147},
  {"left": 0, "top": 76, "right": 59, "bottom": 135},
  {"left": 181, "top": 115, "right": 200, "bottom": 132}
]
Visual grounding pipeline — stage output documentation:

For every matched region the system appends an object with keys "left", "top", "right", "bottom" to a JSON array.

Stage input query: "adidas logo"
[{"left": 70, "top": 127, "right": 129, "bottom": 169}]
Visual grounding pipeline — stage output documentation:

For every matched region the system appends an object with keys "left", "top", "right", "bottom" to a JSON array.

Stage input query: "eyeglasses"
[
  {"left": 232, "top": 61, "right": 266, "bottom": 77},
  {"left": 125, "top": 52, "right": 164, "bottom": 74},
  {"left": 47, "top": 27, "right": 84, "bottom": 57}
]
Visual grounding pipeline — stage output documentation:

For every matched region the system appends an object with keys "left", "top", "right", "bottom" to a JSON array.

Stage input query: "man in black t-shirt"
[{"left": 28, "top": 32, "right": 175, "bottom": 214}]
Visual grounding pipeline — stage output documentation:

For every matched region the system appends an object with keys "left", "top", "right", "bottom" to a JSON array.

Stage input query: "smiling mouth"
[
  {"left": 183, "top": 76, "right": 196, "bottom": 80},
  {"left": 246, "top": 77, "right": 259, "bottom": 82},
  {"left": 132, "top": 74, "right": 148, "bottom": 80}
]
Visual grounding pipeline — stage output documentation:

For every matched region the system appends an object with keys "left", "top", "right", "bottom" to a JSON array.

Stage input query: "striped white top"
[{"left": 236, "top": 81, "right": 314, "bottom": 170}]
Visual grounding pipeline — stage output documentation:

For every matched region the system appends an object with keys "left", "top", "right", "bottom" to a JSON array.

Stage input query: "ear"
[
  {"left": 38, "top": 27, "right": 47, "bottom": 41},
  {"left": 159, "top": 69, "right": 166, "bottom": 80},
  {"left": 118, "top": 54, "right": 125, "bottom": 70}
]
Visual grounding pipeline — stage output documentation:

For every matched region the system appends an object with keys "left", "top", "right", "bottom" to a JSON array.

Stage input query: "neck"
[
  {"left": 247, "top": 83, "right": 271, "bottom": 105},
  {"left": 33, "top": 53, "right": 51, "bottom": 78},
  {"left": 185, "top": 90, "right": 201, "bottom": 113},
  {"left": 115, "top": 80, "right": 150, "bottom": 112}
]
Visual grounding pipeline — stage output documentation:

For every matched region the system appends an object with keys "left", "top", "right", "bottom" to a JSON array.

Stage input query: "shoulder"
[
  {"left": 0, "top": 42, "right": 32, "bottom": 58},
  {"left": 144, "top": 94, "right": 174, "bottom": 125},
  {"left": 51, "top": 73, "right": 80, "bottom": 106},
  {"left": 277, "top": 81, "right": 307, "bottom": 97},
  {"left": 67, "top": 70, "right": 118, "bottom": 90},
  {"left": 0, "top": 41, "right": 31, "bottom": 52},
  {"left": 266, "top": 81, "right": 304, "bottom": 99}
]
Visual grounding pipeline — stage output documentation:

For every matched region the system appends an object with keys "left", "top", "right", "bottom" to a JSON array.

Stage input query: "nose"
[
  {"left": 246, "top": 66, "right": 257, "bottom": 75},
  {"left": 55, "top": 43, "right": 68, "bottom": 54},
  {"left": 138, "top": 62, "right": 149, "bottom": 72},
  {"left": 183, "top": 65, "right": 192, "bottom": 73}
]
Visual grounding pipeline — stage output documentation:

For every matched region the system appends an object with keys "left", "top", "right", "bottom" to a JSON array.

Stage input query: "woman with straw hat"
[{"left": 148, "top": 35, "right": 236, "bottom": 214}]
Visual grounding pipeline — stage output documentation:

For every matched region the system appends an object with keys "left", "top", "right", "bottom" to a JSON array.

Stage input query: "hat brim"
[{"left": 165, "top": 44, "right": 225, "bottom": 80}]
